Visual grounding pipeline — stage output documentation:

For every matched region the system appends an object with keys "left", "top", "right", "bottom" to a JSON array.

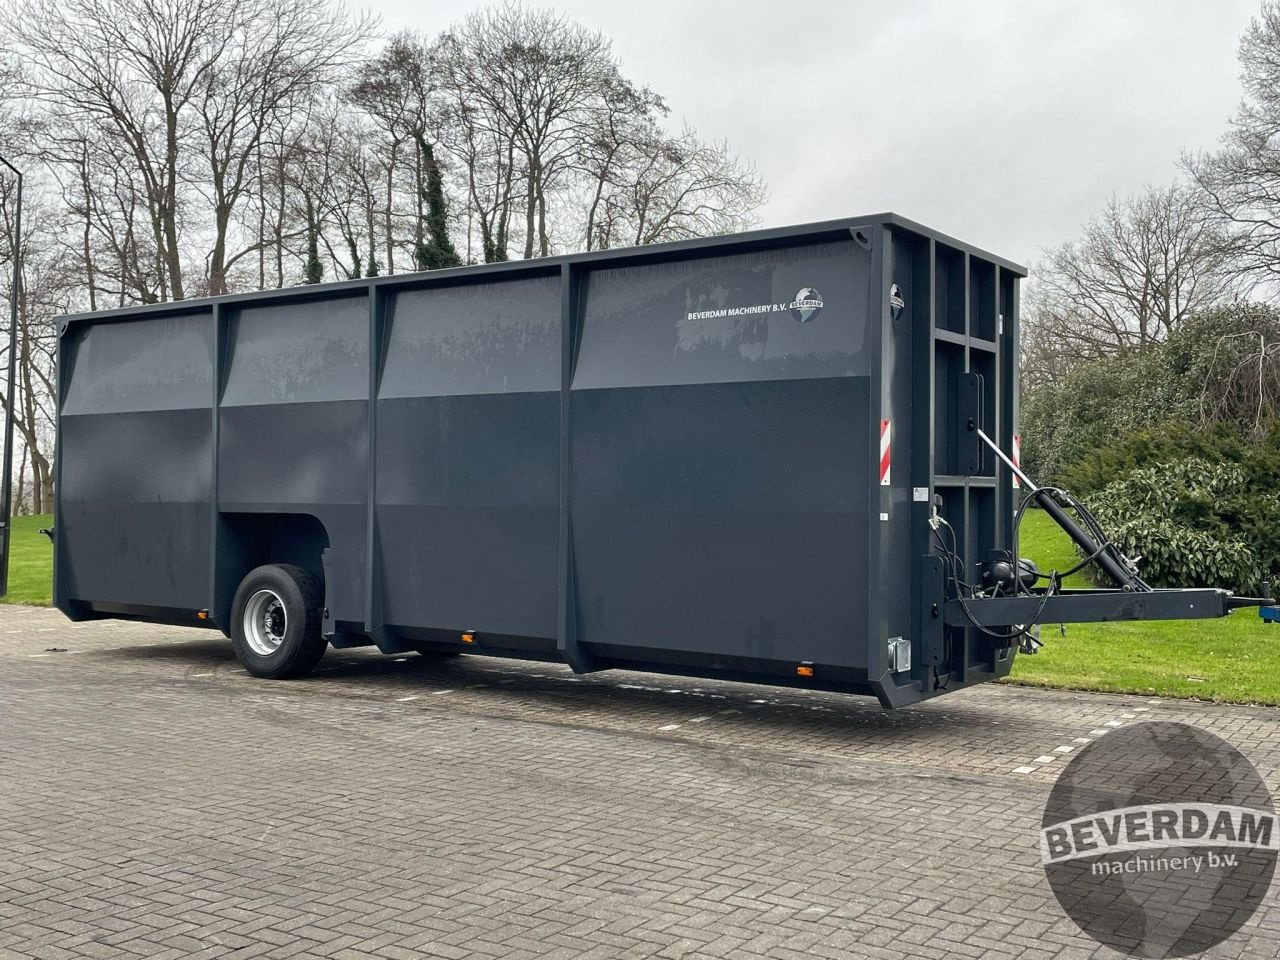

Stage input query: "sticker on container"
[
  {"left": 913, "top": 487, "right": 929, "bottom": 502},
  {"left": 879, "top": 419, "right": 891, "bottom": 486}
]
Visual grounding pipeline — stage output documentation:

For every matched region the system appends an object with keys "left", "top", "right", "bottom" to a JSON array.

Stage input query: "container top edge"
[{"left": 57, "top": 212, "right": 1027, "bottom": 327}]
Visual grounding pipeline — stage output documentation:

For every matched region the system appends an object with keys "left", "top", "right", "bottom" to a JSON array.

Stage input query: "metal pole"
[
  {"left": 976, "top": 426, "right": 1144, "bottom": 591},
  {"left": 0, "top": 157, "right": 21, "bottom": 597},
  {"left": 975, "top": 428, "right": 1037, "bottom": 492}
]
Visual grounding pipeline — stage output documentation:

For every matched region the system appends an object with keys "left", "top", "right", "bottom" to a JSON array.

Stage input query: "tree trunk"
[
  {"left": 163, "top": 95, "right": 185, "bottom": 300},
  {"left": 538, "top": 190, "right": 549, "bottom": 256},
  {"left": 275, "top": 154, "right": 287, "bottom": 288},
  {"left": 208, "top": 206, "right": 231, "bottom": 296},
  {"left": 524, "top": 161, "right": 538, "bottom": 259},
  {"left": 385, "top": 140, "right": 399, "bottom": 274},
  {"left": 256, "top": 149, "right": 267, "bottom": 290},
  {"left": 15, "top": 444, "right": 26, "bottom": 516},
  {"left": 41, "top": 466, "right": 52, "bottom": 517},
  {"left": 78, "top": 149, "right": 97, "bottom": 312},
  {"left": 413, "top": 137, "right": 424, "bottom": 250}
]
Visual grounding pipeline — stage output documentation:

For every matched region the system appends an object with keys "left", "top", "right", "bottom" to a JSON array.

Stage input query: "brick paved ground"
[{"left": 1, "top": 604, "right": 1278, "bottom": 960}]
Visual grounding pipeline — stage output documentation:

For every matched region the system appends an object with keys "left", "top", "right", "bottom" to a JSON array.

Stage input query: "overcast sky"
[{"left": 364, "top": 0, "right": 1260, "bottom": 269}]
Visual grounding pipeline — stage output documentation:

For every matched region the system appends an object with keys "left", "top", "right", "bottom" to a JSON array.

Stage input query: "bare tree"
[
  {"left": 313, "top": 112, "right": 384, "bottom": 280},
  {"left": 597, "top": 128, "right": 765, "bottom": 249},
  {"left": 577, "top": 79, "right": 665, "bottom": 251},
  {"left": 1026, "top": 184, "right": 1239, "bottom": 368},
  {"left": 7, "top": 0, "right": 226, "bottom": 300},
  {"left": 0, "top": 186, "right": 70, "bottom": 513},
  {"left": 0, "top": 0, "right": 769, "bottom": 513},
  {"left": 195, "top": 0, "right": 370, "bottom": 294},
  {"left": 8, "top": 0, "right": 372, "bottom": 300},
  {"left": 439, "top": 6, "right": 632, "bottom": 259},
  {"left": 1186, "top": 2, "right": 1280, "bottom": 284},
  {"left": 350, "top": 32, "right": 449, "bottom": 274},
  {"left": 439, "top": 78, "right": 520, "bottom": 263}
]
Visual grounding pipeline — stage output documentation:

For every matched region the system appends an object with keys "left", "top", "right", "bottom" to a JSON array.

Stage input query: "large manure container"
[{"left": 55, "top": 215, "right": 1030, "bottom": 707}]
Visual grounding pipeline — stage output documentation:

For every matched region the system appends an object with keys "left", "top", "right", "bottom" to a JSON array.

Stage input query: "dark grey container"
[{"left": 54, "top": 214, "right": 1024, "bottom": 707}]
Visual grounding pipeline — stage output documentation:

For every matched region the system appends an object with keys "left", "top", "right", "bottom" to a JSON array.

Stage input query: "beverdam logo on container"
[{"left": 685, "top": 288, "right": 823, "bottom": 324}]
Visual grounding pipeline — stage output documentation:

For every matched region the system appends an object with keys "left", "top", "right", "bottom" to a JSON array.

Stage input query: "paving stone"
[{"left": 0, "top": 605, "right": 1276, "bottom": 959}]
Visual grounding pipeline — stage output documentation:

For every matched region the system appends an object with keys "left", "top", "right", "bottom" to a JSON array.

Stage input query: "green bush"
[
  {"left": 1020, "top": 302, "right": 1280, "bottom": 485},
  {"left": 1019, "top": 302, "right": 1280, "bottom": 594},
  {"left": 1020, "top": 349, "right": 1189, "bottom": 483},
  {"left": 1059, "top": 421, "right": 1279, "bottom": 495},
  {"left": 1079, "top": 454, "right": 1280, "bottom": 593}
]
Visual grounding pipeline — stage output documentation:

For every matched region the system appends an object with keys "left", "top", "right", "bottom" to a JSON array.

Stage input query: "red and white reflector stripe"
[
  {"left": 879, "top": 419, "right": 891, "bottom": 486},
  {"left": 1012, "top": 433, "right": 1022, "bottom": 488}
]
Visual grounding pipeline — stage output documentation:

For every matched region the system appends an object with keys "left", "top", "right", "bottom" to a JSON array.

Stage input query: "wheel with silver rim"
[
  {"left": 242, "top": 588, "right": 288, "bottom": 656},
  {"left": 230, "top": 563, "right": 327, "bottom": 679}
]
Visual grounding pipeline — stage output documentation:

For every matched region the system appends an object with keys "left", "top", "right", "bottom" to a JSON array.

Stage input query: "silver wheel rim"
[{"left": 243, "top": 589, "right": 287, "bottom": 656}]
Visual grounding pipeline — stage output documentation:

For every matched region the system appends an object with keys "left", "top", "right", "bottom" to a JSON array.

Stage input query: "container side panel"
[
  {"left": 380, "top": 279, "right": 559, "bottom": 397},
  {"left": 217, "top": 401, "right": 368, "bottom": 622},
  {"left": 375, "top": 277, "right": 560, "bottom": 638},
  {"left": 59, "top": 315, "right": 213, "bottom": 609},
  {"left": 218, "top": 295, "right": 369, "bottom": 624},
  {"left": 571, "top": 378, "right": 869, "bottom": 663},
  {"left": 935, "top": 246, "right": 965, "bottom": 334},
  {"left": 570, "top": 240, "right": 873, "bottom": 670},
  {"left": 61, "top": 314, "right": 212, "bottom": 415},
  {"left": 375, "top": 395, "right": 559, "bottom": 636},
  {"left": 573, "top": 242, "right": 871, "bottom": 390},
  {"left": 221, "top": 296, "right": 367, "bottom": 406},
  {"left": 218, "top": 402, "right": 368, "bottom": 505}
]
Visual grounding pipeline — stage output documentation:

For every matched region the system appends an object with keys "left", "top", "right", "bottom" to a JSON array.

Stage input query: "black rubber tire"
[{"left": 230, "top": 564, "right": 327, "bottom": 679}]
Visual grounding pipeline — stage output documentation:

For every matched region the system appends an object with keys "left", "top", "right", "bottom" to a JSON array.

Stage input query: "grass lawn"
[
  {"left": 1007, "top": 509, "right": 1280, "bottom": 704},
  {"left": 3, "top": 514, "right": 53, "bottom": 606},
  {"left": 1, "top": 514, "right": 53, "bottom": 604}
]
